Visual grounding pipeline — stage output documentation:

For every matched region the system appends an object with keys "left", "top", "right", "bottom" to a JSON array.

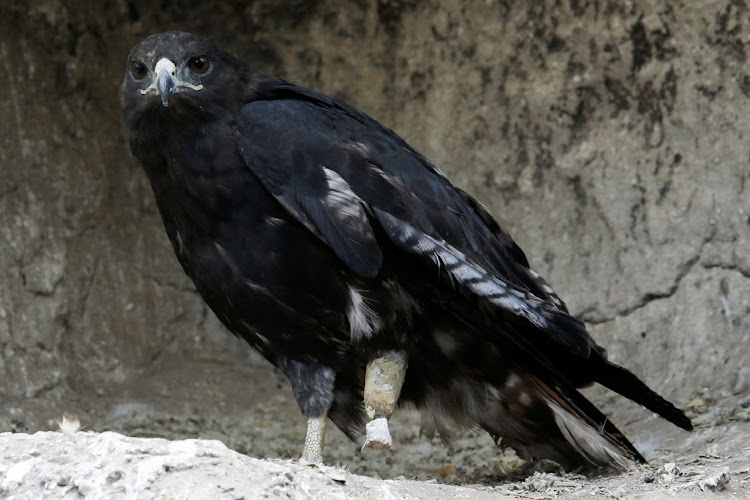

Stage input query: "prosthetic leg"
[{"left": 361, "top": 351, "right": 407, "bottom": 450}]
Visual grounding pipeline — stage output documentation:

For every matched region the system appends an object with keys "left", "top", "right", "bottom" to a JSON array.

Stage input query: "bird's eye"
[
  {"left": 188, "top": 56, "right": 210, "bottom": 75},
  {"left": 130, "top": 61, "right": 148, "bottom": 80}
]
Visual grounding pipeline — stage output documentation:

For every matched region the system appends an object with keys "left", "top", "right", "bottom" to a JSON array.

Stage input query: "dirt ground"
[
  {"left": 0, "top": 423, "right": 745, "bottom": 499},
  {"left": 2, "top": 353, "right": 748, "bottom": 498}
]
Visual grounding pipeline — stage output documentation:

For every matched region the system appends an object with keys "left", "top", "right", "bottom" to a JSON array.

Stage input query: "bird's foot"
[{"left": 301, "top": 415, "right": 327, "bottom": 464}]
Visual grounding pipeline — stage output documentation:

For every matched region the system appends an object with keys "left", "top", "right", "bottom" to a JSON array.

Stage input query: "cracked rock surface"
[{"left": 0, "top": 0, "right": 748, "bottom": 498}]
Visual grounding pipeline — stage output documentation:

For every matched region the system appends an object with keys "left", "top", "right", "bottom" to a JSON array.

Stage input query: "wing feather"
[
  {"left": 237, "top": 103, "right": 382, "bottom": 277},
  {"left": 235, "top": 87, "right": 593, "bottom": 356},
  {"left": 373, "top": 208, "right": 593, "bottom": 357}
]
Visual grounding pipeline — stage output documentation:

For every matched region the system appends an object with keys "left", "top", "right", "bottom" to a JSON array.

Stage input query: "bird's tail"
[
  {"left": 409, "top": 306, "right": 689, "bottom": 468},
  {"left": 470, "top": 298, "right": 692, "bottom": 467},
  {"left": 593, "top": 358, "right": 693, "bottom": 431},
  {"left": 529, "top": 376, "right": 645, "bottom": 468},
  {"left": 413, "top": 353, "right": 646, "bottom": 469},
  {"left": 419, "top": 373, "right": 645, "bottom": 469}
]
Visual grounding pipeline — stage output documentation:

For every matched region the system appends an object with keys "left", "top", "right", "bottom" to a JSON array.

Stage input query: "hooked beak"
[
  {"left": 139, "top": 58, "right": 203, "bottom": 107},
  {"left": 156, "top": 65, "right": 175, "bottom": 107}
]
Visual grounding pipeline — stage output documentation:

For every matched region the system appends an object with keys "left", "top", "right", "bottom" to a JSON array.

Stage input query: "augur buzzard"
[{"left": 120, "top": 31, "right": 691, "bottom": 468}]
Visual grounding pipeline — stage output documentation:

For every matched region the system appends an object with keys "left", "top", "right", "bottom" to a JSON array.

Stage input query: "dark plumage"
[{"left": 120, "top": 31, "right": 691, "bottom": 469}]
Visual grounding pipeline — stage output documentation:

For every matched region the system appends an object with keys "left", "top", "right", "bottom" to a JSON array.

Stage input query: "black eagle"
[{"left": 120, "top": 31, "right": 691, "bottom": 469}]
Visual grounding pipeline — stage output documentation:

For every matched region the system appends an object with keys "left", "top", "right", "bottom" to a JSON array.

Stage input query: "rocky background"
[{"left": 0, "top": 0, "right": 749, "bottom": 495}]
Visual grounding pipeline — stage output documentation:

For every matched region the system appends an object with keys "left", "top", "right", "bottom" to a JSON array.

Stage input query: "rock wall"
[{"left": 0, "top": 0, "right": 747, "bottom": 451}]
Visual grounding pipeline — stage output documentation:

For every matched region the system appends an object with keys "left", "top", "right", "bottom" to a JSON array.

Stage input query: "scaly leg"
[
  {"left": 301, "top": 414, "right": 327, "bottom": 464},
  {"left": 278, "top": 356, "right": 335, "bottom": 464},
  {"left": 362, "top": 350, "right": 407, "bottom": 450}
]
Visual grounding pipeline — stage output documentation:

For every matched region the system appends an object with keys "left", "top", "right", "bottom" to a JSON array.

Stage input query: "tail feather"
[
  {"left": 549, "top": 401, "right": 634, "bottom": 469},
  {"left": 594, "top": 359, "right": 693, "bottom": 431},
  {"left": 532, "top": 377, "right": 646, "bottom": 467}
]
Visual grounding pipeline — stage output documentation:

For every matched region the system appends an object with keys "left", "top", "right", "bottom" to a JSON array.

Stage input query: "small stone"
[
  {"left": 324, "top": 469, "right": 347, "bottom": 484},
  {"left": 698, "top": 470, "right": 730, "bottom": 491},
  {"left": 691, "top": 412, "right": 718, "bottom": 427},
  {"left": 686, "top": 397, "right": 705, "bottom": 409}
]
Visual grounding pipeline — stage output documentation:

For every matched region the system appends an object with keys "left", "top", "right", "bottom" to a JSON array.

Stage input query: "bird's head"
[{"left": 121, "top": 31, "right": 257, "bottom": 130}]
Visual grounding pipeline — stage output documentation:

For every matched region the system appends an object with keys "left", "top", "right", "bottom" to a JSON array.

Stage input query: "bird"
[{"left": 120, "top": 31, "right": 692, "bottom": 470}]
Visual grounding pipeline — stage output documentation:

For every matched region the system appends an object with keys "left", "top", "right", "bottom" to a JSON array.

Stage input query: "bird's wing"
[
  {"left": 235, "top": 100, "right": 383, "bottom": 278},
  {"left": 235, "top": 87, "right": 591, "bottom": 357}
]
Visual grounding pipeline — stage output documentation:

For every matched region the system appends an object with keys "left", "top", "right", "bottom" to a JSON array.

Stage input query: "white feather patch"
[
  {"left": 549, "top": 401, "right": 632, "bottom": 469},
  {"left": 347, "top": 286, "right": 381, "bottom": 341},
  {"left": 322, "top": 167, "right": 362, "bottom": 223},
  {"left": 154, "top": 57, "right": 176, "bottom": 76}
]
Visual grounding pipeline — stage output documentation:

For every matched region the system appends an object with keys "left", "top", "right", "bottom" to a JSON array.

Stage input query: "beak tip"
[{"left": 157, "top": 71, "right": 175, "bottom": 107}]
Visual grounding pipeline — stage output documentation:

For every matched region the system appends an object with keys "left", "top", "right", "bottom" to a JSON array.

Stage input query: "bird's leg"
[
  {"left": 278, "top": 356, "right": 336, "bottom": 464},
  {"left": 302, "top": 414, "right": 327, "bottom": 464},
  {"left": 362, "top": 350, "right": 407, "bottom": 450}
]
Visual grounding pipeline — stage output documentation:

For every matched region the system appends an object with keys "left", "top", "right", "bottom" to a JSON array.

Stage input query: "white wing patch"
[{"left": 322, "top": 166, "right": 364, "bottom": 225}]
